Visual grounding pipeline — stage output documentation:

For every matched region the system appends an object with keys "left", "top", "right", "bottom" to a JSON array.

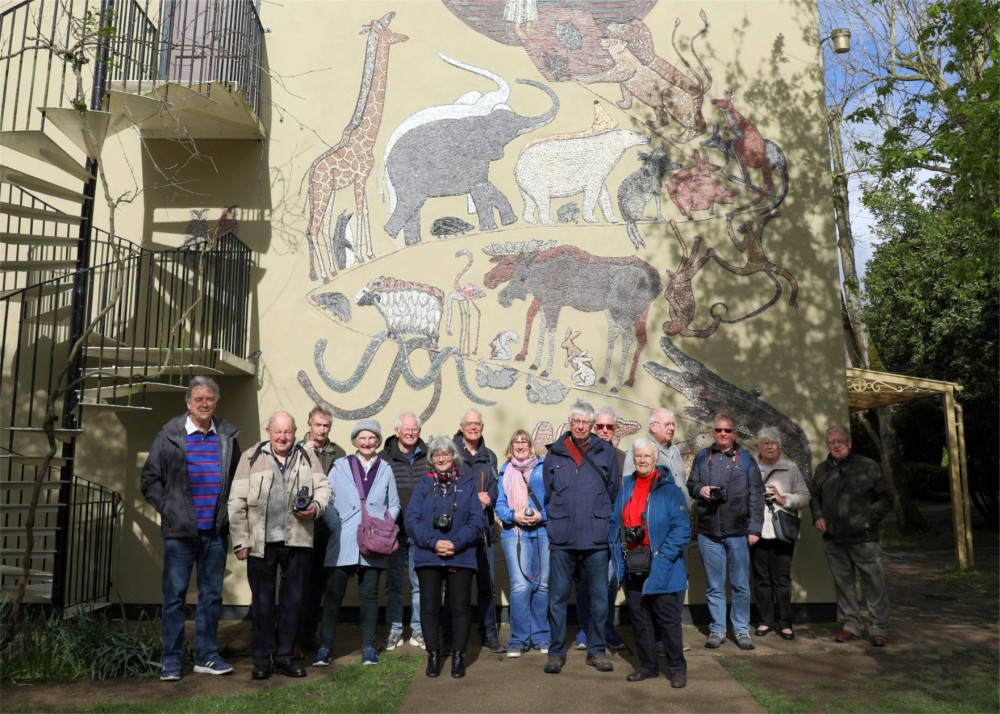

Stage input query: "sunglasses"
[
  {"left": 713, "top": 427, "right": 733, "bottom": 434},
  {"left": 594, "top": 424, "right": 615, "bottom": 430}
]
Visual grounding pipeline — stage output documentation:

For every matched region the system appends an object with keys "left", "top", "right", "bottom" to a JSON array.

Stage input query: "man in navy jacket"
[{"left": 542, "top": 400, "right": 620, "bottom": 674}]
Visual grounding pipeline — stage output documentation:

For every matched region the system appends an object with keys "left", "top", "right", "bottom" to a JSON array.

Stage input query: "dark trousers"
[
  {"left": 751, "top": 537, "right": 796, "bottom": 629},
  {"left": 442, "top": 539, "right": 496, "bottom": 643},
  {"left": 624, "top": 579, "right": 686, "bottom": 675},
  {"left": 298, "top": 519, "right": 330, "bottom": 643},
  {"left": 548, "top": 548, "right": 609, "bottom": 658},
  {"left": 419, "top": 566, "right": 474, "bottom": 653},
  {"left": 246, "top": 542, "right": 311, "bottom": 667},
  {"left": 320, "top": 564, "right": 381, "bottom": 649}
]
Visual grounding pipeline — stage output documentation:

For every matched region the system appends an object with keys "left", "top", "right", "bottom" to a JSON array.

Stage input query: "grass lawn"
[{"left": 2, "top": 656, "right": 422, "bottom": 714}]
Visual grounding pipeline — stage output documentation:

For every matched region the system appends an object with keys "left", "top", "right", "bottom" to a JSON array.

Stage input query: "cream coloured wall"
[{"left": 81, "top": 0, "right": 843, "bottom": 609}]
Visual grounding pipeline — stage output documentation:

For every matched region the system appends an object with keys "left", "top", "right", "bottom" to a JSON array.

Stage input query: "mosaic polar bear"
[{"left": 514, "top": 128, "right": 651, "bottom": 225}]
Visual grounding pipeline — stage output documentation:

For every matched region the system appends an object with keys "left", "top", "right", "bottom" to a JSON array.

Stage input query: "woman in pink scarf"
[{"left": 495, "top": 430, "right": 550, "bottom": 657}]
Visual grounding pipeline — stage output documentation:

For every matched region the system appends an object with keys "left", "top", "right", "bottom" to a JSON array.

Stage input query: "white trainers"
[
  {"left": 383, "top": 631, "right": 403, "bottom": 651},
  {"left": 408, "top": 631, "right": 426, "bottom": 650}
]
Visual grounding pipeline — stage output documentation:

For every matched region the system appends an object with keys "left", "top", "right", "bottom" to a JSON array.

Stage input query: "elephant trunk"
[{"left": 512, "top": 79, "right": 560, "bottom": 135}]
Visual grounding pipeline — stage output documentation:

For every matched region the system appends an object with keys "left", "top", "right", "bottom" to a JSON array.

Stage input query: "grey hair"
[
  {"left": 395, "top": 412, "right": 421, "bottom": 430},
  {"left": 568, "top": 400, "right": 595, "bottom": 423},
  {"left": 631, "top": 436, "right": 658, "bottom": 456},
  {"left": 595, "top": 405, "right": 618, "bottom": 422},
  {"left": 460, "top": 409, "right": 483, "bottom": 426},
  {"left": 826, "top": 425, "right": 851, "bottom": 441},
  {"left": 266, "top": 411, "right": 296, "bottom": 430},
  {"left": 426, "top": 436, "right": 463, "bottom": 468},
  {"left": 186, "top": 375, "right": 220, "bottom": 402},
  {"left": 308, "top": 405, "right": 332, "bottom": 425},
  {"left": 714, "top": 412, "right": 736, "bottom": 428},
  {"left": 756, "top": 427, "right": 782, "bottom": 448},
  {"left": 648, "top": 407, "right": 675, "bottom": 427}
]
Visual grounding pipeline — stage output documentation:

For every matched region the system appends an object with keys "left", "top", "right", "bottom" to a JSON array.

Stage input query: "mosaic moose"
[{"left": 482, "top": 242, "right": 662, "bottom": 392}]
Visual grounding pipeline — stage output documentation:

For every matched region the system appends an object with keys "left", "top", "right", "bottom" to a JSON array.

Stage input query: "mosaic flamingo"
[
  {"left": 303, "top": 12, "right": 407, "bottom": 281},
  {"left": 446, "top": 249, "right": 485, "bottom": 355}
]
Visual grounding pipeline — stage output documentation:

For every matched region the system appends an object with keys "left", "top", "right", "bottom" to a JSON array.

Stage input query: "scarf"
[
  {"left": 503, "top": 456, "right": 538, "bottom": 532},
  {"left": 431, "top": 468, "right": 458, "bottom": 496}
]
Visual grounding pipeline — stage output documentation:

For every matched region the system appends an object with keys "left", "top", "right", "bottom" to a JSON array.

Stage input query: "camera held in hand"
[
  {"left": 764, "top": 490, "right": 776, "bottom": 504},
  {"left": 292, "top": 486, "right": 312, "bottom": 513},
  {"left": 624, "top": 524, "right": 646, "bottom": 544},
  {"left": 433, "top": 513, "right": 453, "bottom": 531},
  {"left": 709, "top": 487, "right": 728, "bottom": 504},
  {"left": 523, "top": 507, "right": 534, "bottom": 518}
]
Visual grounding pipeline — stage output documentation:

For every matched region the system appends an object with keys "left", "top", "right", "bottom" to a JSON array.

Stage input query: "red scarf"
[{"left": 563, "top": 436, "right": 588, "bottom": 467}]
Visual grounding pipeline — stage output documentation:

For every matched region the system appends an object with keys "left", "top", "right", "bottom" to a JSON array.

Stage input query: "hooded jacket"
[
  {"left": 687, "top": 443, "right": 765, "bottom": 538},
  {"left": 380, "top": 434, "right": 428, "bottom": 536},
  {"left": 610, "top": 466, "right": 690, "bottom": 594},
  {"left": 141, "top": 413, "right": 241, "bottom": 538},
  {"left": 227, "top": 440, "right": 332, "bottom": 558},
  {"left": 542, "top": 432, "right": 621, "bottom": 550},
  {"left": 809, "top": 451, "right": 894, "bottom": 544}
]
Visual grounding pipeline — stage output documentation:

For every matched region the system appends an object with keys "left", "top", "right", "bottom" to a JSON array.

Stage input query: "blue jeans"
[
  {"left": 501, "top": 532, "right": 550, "bottom": 647},
  {"left": 161, "top": 534, "right": 226, "bottom": 667},
  {"left": 574, "top": 560, "right": 618, "bottom": 637},
  {"left": 548, "top": 549, "right": 608, "bottom": 658},
  {"left": 698, "top": 533, "right": 751, "bottom": 635},
  {"left": 386, "top": 537, "right": 422, "bottom": 636}
]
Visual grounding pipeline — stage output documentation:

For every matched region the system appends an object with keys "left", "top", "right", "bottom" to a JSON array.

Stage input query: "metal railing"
[{"left": 63, "top": 475, "right": 123, "bottom": 607}]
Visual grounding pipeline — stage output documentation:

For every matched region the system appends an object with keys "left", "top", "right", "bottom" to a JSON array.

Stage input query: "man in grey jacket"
[
  {"left": 140, "top": 376, "right": 241, "bottom": 682},
  {"left": 623, "top": 408, "right": 687, "bottom": 503}
]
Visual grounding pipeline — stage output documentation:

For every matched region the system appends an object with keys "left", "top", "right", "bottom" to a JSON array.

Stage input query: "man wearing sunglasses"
[{"left": 687, "top": 413, "right": 764, "bottom": 652}]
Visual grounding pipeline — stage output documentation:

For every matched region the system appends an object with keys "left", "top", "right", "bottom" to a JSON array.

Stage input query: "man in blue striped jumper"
[{"left": 141, "top": 376, "right": 241, "bottom": 681}]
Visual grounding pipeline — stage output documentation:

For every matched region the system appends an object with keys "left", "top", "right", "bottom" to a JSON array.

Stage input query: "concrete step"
[
  {"left": 0, "top": 165, "right": 89, "bottom": 203},
  {"left": 0, "top": 130, "right": 92, "bottom": 182},
  {"left": 4, "top": 428, "right": 83, "bottom": 444},
  {"left": 0, "top": 202, "right": 82, "bottom": 225},
  {"left": 0, "top": 454, "right": 71, "bottom": 468},
  {"left": 0, "top": 259, "right": 77, "bottom": 272},
  {"left": 0, "top": 281, "right": 73, "bottom": 300},
  {"left": 38, "top": 107, "right": 110, "bottom": 160},
  {"left": 1, "top": 231, "right": 79, "bottom": 248},
  {"left": 0, "top": 565, "right": 55, "bottom": 581},
  {"left": 0, "top": 480, "right": 66, "bottom": 490}
]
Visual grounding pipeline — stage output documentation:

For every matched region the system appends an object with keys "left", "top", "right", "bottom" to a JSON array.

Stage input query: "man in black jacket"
[
  {"left": 140, "top": 376, "right": 241, "bottom": 682},
  {"left": 380, "top": 412, "right": 428, "bottom": 650},
  {"left": 449, "top": 409, "right": 503, "bottom": 653}
]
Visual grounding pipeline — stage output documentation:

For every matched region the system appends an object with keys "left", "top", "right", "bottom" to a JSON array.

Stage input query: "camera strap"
[
  {"left": 432, "top": 477, "right": 459, "bottom": 518},
  {"left": 578, "top": 446, "right": 612, "bottom": 501},
  {"left": 521, "top": 473, "right": 543, "bottom": 514}
]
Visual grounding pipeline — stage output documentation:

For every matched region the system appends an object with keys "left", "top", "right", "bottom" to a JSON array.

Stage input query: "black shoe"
[
  {"left": 450, "top": 651, "right": 466, "bottom": 679},
  {"left": 273, "top": 660, "right": 307, "bottom": 678},
  {"left": 586, "top": 654, "right": 614, "bottom": 672},
  {"left": 754, "top": 626, "right": 770, "bottom": 637},
  {"left": 670, "top": 672, "right": 687, "bottom": 688},
  {"left": 483, "top": 633, "right": 506, "bottom": 653},
  {"left": 544, "top": 656, "right": 565, "bottom": 674},
  {"left": 780, "top": 630, "right": 795, "bottom": 641},
  {"left": 426, "top": 651, "right": 441, "bottom": 678},
  {"left": 626, "top": 668, "right": 659, "bottom": 682},
  {"left": 251, "top": 665, "right": 271, "bottom": 680}
]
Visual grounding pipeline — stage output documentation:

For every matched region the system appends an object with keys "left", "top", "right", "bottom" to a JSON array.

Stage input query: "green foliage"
[
  {"left": 934, "top": 566, "right": 1000, "bottom": 595},
  {"left": 0, "top": 604, "right": 161, "bottom": 682}
]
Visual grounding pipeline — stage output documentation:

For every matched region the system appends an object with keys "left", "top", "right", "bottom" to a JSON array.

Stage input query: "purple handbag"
[{"left": 349, "top": 456, "right": 399, "bottom": 557}]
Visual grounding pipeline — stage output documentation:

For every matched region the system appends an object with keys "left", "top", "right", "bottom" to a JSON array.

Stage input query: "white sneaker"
[
  {"left": 408, "top": 631, "right": 426, "bottom": 650},
  {"left": 383, "top": 631, "right": 403, "bottom": 651}
]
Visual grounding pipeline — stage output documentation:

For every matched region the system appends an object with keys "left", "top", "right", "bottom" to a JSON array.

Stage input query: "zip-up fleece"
[
  {"left": 141, "top": 413, "right": 241, "bottom": 538},
  {"left": 228, "top": 440, "right": 332, "bottom": 558}
]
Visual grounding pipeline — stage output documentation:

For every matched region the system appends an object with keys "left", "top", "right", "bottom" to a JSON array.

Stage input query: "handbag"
[
  {"left": 763, "top": 471, "right": 801, "bottom": 543},
  {"left": 625, "top": 545, "right": 653, "bottom": 575},
  {"left": 349, "top": 456, "right": 399, "bottom": 557}
]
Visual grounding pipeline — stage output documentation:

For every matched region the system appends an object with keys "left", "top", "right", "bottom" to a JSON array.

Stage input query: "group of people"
[{"left": 140, "top": 376, "right": 895, "bottom": 685}]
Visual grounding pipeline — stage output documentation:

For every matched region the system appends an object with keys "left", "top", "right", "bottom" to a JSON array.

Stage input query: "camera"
[
  {"left": 433, "top": 513, "right": 453, "bottom": 530},
  {"left": 292, "top": 486, "right": 312, "bottom": 513},
  {"left": 709, "top": 487, "right": 728, "bottom": 503},
  {"left": 523, "top": 507, "right": 534, "bottom": 517},
  {"left": 624, "top": 524, "right": 646, "bottom": 544},
  {"left": 764, "top": 491, "right": 776, "bottom": 503}
]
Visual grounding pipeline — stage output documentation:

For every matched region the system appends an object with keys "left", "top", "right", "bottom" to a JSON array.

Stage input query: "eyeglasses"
[
  {"left": 462, "top": 422, "right": 483, "bottom": 428},
  {"left": 190, "top": 396, "right": 216, "bottom": 404},
  {"left": 826, "top": 440, "right": 849, "bottom": 446},
  {"left": 270, "top": 430, "right": 295, "bottom": 437},
  {"left": 398, "top": 427, "right": 419, "bottom": 434},
  {"left": 570, "top": 418, "right": 593, "bottom": 426},
  {"left": 713, "top": 427, "right": 733, "bottom": 434},
  {"left": 594, "top": 423, "right": 615, "bottom": 431},
  {"left": 652, "top": 421, "right": 675, "bottom": 428},
  {"left": 512, "top": 440, "right": 530, "bottom": 445}
]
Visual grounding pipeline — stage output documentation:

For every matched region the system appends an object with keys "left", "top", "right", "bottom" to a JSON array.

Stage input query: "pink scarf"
[{"left": 503, "top": 456, "right": 538, "bottom": 532}]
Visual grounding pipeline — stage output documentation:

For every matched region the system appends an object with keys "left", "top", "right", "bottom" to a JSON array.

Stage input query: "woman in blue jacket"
[
  {"left": 314, "top": 419, "right": 399, "bottom": 668},
  {"left": 405, "top": 436, "right": 486, "bottom": 679},
  {"left": 610, "top": 437, "right": 690, "bottom": 688},
  {"left": 495, "top": 429, "right": 550, "bottom": 657}
]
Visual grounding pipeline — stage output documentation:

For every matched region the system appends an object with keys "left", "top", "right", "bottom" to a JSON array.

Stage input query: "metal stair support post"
[{"left": 51, "top": 0, "right": 115, "bottom": 613}]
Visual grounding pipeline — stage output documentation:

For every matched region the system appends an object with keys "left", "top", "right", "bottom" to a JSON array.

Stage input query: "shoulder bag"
[
  {"left": 764, "top": 471, "right": 801, "bottom": 543},
  {"left": 349, "top": 456, "right": 399, "bottom": 557}
]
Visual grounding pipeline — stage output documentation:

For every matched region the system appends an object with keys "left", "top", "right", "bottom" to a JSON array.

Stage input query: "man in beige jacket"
[{"left": 229, "top": 411, "right": 332, "bottom": 680}]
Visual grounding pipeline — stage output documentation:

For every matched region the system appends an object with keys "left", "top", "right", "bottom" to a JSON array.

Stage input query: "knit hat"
[{"left": 351, "top": 418, "right": 382, "bottom": 448}]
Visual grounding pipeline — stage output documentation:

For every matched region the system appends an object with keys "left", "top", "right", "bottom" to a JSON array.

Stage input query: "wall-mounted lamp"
[{"left": 821, "top": 28, "right": 852, "bottom": 54}]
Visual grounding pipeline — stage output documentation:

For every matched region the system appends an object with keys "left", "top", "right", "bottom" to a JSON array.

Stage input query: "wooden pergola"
[{"left": 846, "top": 368, "right": 973, "bottom": 569}]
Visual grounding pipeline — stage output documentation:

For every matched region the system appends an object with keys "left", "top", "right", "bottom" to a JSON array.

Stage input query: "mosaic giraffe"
[{"left": 304, "top": 12, "right": 408, "bottom": 282}]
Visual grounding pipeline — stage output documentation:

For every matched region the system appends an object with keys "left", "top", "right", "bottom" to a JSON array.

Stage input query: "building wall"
[{"left": 86, "top": 0, "right": 844, "bottom": 608}]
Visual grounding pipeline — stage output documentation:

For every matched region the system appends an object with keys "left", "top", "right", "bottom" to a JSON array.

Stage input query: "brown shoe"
[
  {"left": 544, "top": 656, "right": 565, "bottom": 674},
  {"left": 626, "top": 668, "right": 659, "bottom": 682},
  {"left": 871, "top": 635, "right": 888, "bottom": 647},
  {"left": 670, "top": 672, "right": 687, "bottom": 688},
  {"left": 834, "top": 630, "right": 858, "bottom": 643}
]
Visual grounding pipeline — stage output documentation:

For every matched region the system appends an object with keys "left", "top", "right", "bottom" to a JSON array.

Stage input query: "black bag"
[
  {"left": 625, "top": 546, "right": 653, "bottom": 575},
  {"left": 772, "top": 507, "right": 801, "bottom": 543}
]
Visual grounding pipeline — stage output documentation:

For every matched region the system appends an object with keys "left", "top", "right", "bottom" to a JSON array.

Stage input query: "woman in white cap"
[{"left": 314, "top": 418, "right": 399, "bottom": 667}]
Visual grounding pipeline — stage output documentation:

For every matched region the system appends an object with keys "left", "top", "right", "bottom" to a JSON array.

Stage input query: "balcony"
[{"left": 104, "top": 0, "right": 266, "bottom": 139}]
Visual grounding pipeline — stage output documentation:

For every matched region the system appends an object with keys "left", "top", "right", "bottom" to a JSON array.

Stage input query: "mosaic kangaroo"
[{"left": 304, "top": 12, "right": 408, "bottom": 281}]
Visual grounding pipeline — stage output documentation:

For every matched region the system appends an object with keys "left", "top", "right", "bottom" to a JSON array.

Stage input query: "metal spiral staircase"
[{"left": 1, "top": 0, "right": 262, "bottom": 612}]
